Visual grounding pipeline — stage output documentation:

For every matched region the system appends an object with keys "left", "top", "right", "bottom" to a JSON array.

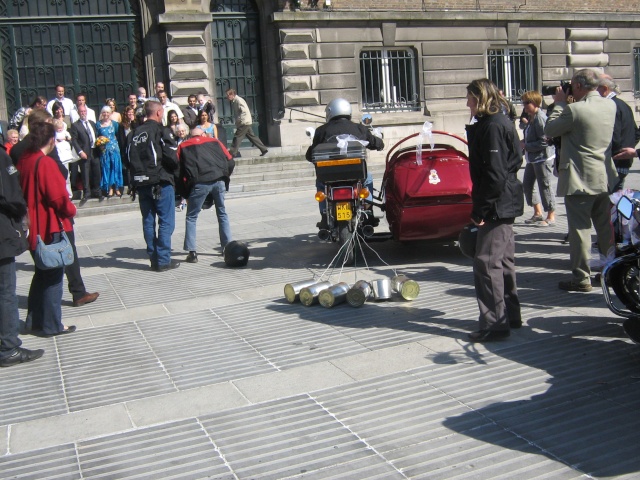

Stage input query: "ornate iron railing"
[{"left": 0, "top": 0, "right": 142, "bottom": 116}]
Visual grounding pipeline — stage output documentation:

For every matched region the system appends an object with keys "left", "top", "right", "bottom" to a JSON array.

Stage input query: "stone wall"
[{"left": 273, "top": 11, "right": 640, "bottom": 145}]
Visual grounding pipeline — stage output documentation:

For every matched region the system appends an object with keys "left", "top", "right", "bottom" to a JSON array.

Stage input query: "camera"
[{"left": 541, "top": 80, "right": 572, "bottom": 96}]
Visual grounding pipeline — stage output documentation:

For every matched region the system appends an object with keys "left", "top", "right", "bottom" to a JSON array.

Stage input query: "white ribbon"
[
  {"left": 415, "top": 121, "right": 434, "bottom": 165},
  {"left": 336, "top": 134, "right": 369, "bottom": 156}
]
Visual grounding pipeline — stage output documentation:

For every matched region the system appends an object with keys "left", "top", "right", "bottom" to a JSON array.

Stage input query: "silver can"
[
  {"left": 346, "top": 280, "right": 371, "bottom": 307},
  {"left": 299, "top": 281, "right": 332, "bottom": 306},
  {"left": 392, "top": 275, "right": 420, "bottom": 301},
  {"left": 284, "top": 279, "right": 319, "bottom": 303},
  {"left": 371, "top": 278, "right": 392, "bottom": 301},
  {"left": 318, "top": 282, "right": 350, "bottom": 308}
]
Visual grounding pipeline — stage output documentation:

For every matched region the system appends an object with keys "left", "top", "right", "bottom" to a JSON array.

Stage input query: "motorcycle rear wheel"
[
  {"left": 338, "top": 222, "right": 355, "bottom": 266},
  {"left": 608, "top": 261, "right": 640, "bottom": 314}
]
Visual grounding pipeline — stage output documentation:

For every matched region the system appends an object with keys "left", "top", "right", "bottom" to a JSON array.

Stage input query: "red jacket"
[{"left": 17, "top": 150, "right": 76, "bottom": 251}]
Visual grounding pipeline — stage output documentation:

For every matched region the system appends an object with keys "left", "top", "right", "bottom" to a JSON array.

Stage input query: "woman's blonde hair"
[{"left": 466, "top": 78, "right": 509, "bottom": 117}]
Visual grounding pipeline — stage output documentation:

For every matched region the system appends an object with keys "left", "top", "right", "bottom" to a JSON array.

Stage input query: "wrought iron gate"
[
  {"left": 211, "top": 0, "right": 266, "bottom": 145},
  {"left": 0, "top": 0, "right": 142, "bottom": 117}
]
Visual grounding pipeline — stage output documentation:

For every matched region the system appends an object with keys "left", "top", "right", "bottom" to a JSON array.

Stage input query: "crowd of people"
[
  {"left": 1, "top": 69, "right": 638, "bottom": 368},
  {"left": 464, "top": 68, "right": 639, "bottom": 342},
  {"left": 0, "top": 81, "right": 261, "bottom": 367}
]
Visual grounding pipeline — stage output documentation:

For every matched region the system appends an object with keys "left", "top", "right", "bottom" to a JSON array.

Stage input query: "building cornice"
[{"left": 271, "top": 10, "right": 640, "bottom": 24}]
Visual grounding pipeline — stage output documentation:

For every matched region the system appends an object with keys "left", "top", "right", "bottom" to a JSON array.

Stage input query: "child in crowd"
[{"left": 53, "top": 119, "right": 78, "bottom": 197}]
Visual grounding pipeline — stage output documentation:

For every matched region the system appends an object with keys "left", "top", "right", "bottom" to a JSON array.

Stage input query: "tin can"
[
  {"left": 392, "top": 275, "right": 420, "bottom": 301},
  {"left": 299, "top": 281, "right": 332, "bottom": 306},
  {"left": 346, "top": 280, "right": 371, "bottom": 307},
  {"left": 284, "top": 279, "right": 319, "bottom": 303},
  {"left": 318, "top": 282, "right": 350, "bottom": 308},
  {"left": 371, "top": 278, "right": 392, "bottom": 301}
]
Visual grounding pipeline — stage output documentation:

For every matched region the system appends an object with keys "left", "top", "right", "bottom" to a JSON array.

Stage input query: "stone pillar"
[{"left": 158, "top": 1, "right": 213, "bottom": 108}]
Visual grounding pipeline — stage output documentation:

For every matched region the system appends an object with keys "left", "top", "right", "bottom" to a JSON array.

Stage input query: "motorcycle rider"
[{"left": 305, "top": 98, "right": 384, "bottom": 229}]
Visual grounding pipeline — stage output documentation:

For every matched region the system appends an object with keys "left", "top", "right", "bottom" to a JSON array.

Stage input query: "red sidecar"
[{"left": 380, "top": 131, "right": 473, "bottom": 242}]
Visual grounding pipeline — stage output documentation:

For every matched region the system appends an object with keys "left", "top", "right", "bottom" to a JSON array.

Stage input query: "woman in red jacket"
[{"left": 17, "top": 122, "right": 77, "bottom": 337}]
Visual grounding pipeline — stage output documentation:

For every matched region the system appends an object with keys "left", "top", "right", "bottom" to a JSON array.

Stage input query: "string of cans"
[{"left": 284, "top": 274, "right": 420, "bottom": 308}]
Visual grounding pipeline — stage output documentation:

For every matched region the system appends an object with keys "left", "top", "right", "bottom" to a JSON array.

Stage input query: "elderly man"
[
  {"left": 545, "top": 68, "right": 618, "bottom": 292},
  {"left": 598, "top": 74, "right": 640, "bottom": 191},
  {"left": 177, "top": 126, "right": 235, "bottom": 263},
  {"left": 226, "top": 88, "right": 268, "bottom": 157}
]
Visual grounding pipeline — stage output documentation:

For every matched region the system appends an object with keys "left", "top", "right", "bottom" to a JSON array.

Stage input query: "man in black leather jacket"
[
  {"left": 305, "top": 98, "right": 383, "bottom": 227},
  {"left": 0, "top": 146, "right": 44, "bottom": 367},
  {"left": 126, "top": 101, "right": 180, "bottom": 272}
]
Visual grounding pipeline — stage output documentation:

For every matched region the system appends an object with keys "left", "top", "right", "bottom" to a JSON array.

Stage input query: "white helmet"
[{"left": 325, "top": 98, "right": 352, "bottom": 122}]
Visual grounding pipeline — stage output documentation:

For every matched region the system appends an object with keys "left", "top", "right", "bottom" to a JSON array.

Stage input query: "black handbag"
[{"left": 32, "top": 155, "right": 75, "bottom": 270}]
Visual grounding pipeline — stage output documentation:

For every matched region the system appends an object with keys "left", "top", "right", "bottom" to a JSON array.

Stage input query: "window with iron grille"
[
  {"left": 360, "top": 48, "right": 420, "bottom": 112},
  {"left": 634, "top": 47, "right": 640, "bottom": 99},
  {"left": 487, "top": 47, "right": 535, "bottom": 102}
]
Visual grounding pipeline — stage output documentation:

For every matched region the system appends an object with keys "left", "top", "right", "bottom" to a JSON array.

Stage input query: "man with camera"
[{"left": 544, "top": 69, "right": 618, "bottom": 292}]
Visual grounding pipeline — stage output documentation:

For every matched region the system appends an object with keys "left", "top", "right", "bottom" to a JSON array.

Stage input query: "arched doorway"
[
  {"left": 0, "top": 0, "right": 143, "bottom": 118},
  {"left": 210, "top": 0, "right": 266, "bottom": 146}
]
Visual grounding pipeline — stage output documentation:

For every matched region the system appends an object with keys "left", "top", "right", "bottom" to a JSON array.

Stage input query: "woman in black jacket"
[{"left": 465, "top": 78, "right": 524, "bottom": 342}]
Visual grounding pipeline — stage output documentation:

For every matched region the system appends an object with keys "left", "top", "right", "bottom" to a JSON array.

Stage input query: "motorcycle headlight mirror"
[{"left": 617, "top": 195, "right": 634, "bottom": 220}]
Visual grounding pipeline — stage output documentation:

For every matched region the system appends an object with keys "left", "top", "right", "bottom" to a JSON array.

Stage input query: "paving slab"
[
  {"left": 2, "top": 167, "right": 640, "bottom": 478},
  {"left": 9, "top": 405, "right": 133, "bottom": 454}
]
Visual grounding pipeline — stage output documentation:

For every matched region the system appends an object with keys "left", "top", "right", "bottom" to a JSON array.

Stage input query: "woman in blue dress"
[{"left": 96, "top": 106, "right": 124, "bottom": 197}]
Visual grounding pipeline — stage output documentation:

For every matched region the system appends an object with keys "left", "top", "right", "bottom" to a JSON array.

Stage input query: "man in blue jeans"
[
  {"left": 177, "top": 127, "right": 235, "bottom": 263},
  {"left": 126, "top": 101, "right": 180, "bottom": 271},
  {"left": 0, "top": 145, "right": 44, "bottom": 366}
]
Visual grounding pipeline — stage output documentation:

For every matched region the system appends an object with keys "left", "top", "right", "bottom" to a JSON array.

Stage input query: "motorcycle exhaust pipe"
[
  {"left": 362, "top": 225, "right": 374, "bottom": 238},
  {"left": 318, "top": 229, "right": 331, "bottom": 241}
]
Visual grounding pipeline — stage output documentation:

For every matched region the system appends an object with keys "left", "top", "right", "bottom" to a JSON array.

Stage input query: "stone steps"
[{"left": 73, "top": 149, "right": 387, "bottom": 216}]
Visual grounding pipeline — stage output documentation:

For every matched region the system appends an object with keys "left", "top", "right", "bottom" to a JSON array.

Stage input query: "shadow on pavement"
[{"left": 441, "top": 317, "right": 640, "bottom": 477}]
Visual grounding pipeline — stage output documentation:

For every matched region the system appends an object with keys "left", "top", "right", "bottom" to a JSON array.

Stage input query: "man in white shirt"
[
  {"left": 46, "top": 84, "right": 74, "bottom": 116},
  {"left": 69, "top": 93, "right": 96, "bottom": 124},
  {"left": 158, "top": 90, "right": 184, "bottom": 126}
]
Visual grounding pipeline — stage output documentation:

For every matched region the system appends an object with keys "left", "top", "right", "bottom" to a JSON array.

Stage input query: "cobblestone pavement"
[{"left": 1, "top": 170, "right": 640, "bottom": 479}]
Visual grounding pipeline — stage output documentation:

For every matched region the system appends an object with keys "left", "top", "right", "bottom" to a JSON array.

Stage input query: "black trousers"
[
  {"left": 64, "top": 229, "right": 87, "bottom": 302},
  {"left": 70, "top": 156, "right": 101, "bottom": 197},
  {"left": 473, "top": 219, "right": 521, "bottom": 331}
]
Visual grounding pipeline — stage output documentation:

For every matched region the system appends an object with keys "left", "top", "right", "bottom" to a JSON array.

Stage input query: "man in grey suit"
[
  {"left": 70, "top": 105, "right": 101, "bottom": 199},
  {"left": 545, "top": 68, "right": 618, "bottom": 292}
]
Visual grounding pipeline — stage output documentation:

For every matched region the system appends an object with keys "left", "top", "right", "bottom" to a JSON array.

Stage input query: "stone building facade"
[{"left": 2, "top": 1, "right": 640, "bottom": 150}]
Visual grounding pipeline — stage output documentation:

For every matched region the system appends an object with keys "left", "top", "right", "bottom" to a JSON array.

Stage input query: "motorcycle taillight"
[{"left": 330, "top": 187, "right": 354, "bottom": 201}]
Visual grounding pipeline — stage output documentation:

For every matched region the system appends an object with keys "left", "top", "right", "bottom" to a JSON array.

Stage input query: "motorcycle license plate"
[{"left": 336, "top": 202, "right": 352, "bottom": 221}]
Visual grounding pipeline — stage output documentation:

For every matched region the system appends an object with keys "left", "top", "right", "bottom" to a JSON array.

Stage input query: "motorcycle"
[
  {"left": 601, "top": 194, "right": 640, "bottom": 344},
  {"left": 308, "top": 124, "right": 380, "bottom": 266}
]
